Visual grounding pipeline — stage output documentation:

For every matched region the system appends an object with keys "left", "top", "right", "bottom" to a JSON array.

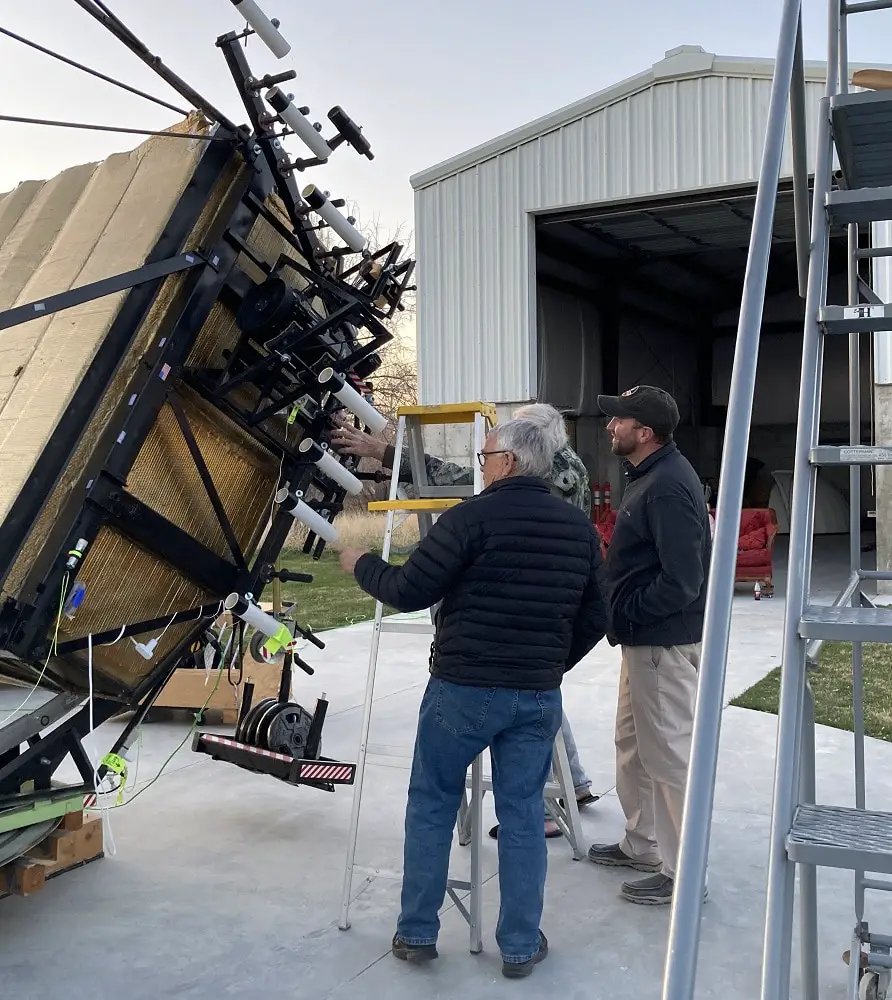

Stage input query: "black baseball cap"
[{"left": 597, "top": 385, "right": 680, "bottom": 436}]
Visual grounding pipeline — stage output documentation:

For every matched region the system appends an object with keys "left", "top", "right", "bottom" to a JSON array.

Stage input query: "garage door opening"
[{"left": 534, "top": 179, "right": 867, "bottom": 532}]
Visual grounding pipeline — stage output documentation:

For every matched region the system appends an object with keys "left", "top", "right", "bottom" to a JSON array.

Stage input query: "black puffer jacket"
[{"left": 354, "top": 476, "right": 607, "bottom": 690}]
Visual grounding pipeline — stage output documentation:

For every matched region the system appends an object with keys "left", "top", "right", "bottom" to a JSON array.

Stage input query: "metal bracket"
[{"left": 0, "top": 253, "right": 205, "bottom": 332}]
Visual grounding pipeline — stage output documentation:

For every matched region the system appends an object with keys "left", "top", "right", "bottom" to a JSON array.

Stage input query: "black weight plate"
[
  {"left": 254, "top": 700, "right": 286, "bottom": 751},
  {"left": 255, "top": 699, "right": 297, "bottom": 752},
  {"left": 266, "top": 703, "right": 315, "bottom": 758},
  {"left": 235, "top": 701, "right": 263, "bottom": 744},
  {"left": 241, "top": 697, "right": 277, "bottom": 745},
  {"left": 235, "top": 698, "right": 270, "bottom": 743},
  {"left": 245, "top": 697, "right": 279, "bottom": 745}
]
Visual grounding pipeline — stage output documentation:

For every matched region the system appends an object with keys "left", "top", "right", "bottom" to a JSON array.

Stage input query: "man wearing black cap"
[{"left": 587, "top": 385, "right": 711, "bottom": 906}]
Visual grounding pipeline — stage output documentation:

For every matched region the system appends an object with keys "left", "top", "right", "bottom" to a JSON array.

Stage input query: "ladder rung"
[
  {"left": 845, "top": 0, "right": 892, "bottom": 13},
  {"left": 467, "top": 774, "right": 564, "bottom": 797},
  {"left": 831, "top": 90, "right": 892, "bottom": 189},
  {"left": 417, "top": 486, "right": 476, "bottom": 498},
  {"left": 396, "top": 402, "right": 498, "bottom": 425},
  {"left": 799, "top": 604, "right": 892, "bottom": 641},
  {"left": 379, "top": 620, "right": 435, "bottom": 634},
  {"left": 810, "top": 445, "right": 892, "bottom": 465},
  {"left": 352, "top": 865, "right": 475, "bottom": 893},
  {"left": 368, "top": 498, "right": 462, "bottom": 512},
  {"left": 365, "top": 743, "right": 415, "bottom": 762},
  {"left": 819, "top": 303, "right": 892, "bottom": 334},
  {"left": 862, "top": 877, "right": 892, "bottom": 892},
  {"left": 787, "top": 804, "right": 892, "bottom": 874},
  {"left": 826, "top": 185, "right": 892, "bottom": 225}
]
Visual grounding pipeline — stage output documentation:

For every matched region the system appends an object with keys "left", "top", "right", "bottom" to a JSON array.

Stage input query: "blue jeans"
[
  {"left": 559, "top": 712, "right": 592, "bottom": 793},
  {"left": 397, "top": 677, "right": 562, "bottom": 963}
]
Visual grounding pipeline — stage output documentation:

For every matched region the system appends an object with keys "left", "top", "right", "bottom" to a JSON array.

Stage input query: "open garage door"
[{"left": 534, "top": 179, "right": 870, "bottom": 532}]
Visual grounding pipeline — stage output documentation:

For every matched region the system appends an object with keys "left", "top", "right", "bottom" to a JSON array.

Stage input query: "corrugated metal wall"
[{"left": 414, "top": 74, "right": 827, "bottom": 405}]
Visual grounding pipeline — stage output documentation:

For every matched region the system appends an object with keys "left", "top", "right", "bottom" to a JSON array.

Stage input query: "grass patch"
[
  {"left": 730, "top": 641, "right": 892, "bottom": 742},
  {"left": 275, "top": 546, "right": 409, "bottom": 633}
]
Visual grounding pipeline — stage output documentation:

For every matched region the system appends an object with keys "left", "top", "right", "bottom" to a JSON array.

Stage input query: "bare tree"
[
  {"left": 333, "top": 200, "right": 418, "bottom": 427},
  {"left": 312, "top": 201, "right": 419, "bottom": 507}
]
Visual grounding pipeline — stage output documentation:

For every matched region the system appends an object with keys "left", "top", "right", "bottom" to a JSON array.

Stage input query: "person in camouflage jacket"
[
  {"left": 331, "top": 413, "right": 593, "bottom": 516},
  {"left": 329, "top": 403, "right": 600, "bottom": 836}
]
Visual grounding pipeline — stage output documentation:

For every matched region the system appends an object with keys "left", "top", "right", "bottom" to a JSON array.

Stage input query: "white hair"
[
  {"left": 490, "top": 418, "right": 554, "bottom": 479},
  {"left": 513, "top": 402, "right": 569, "bottom": 452}
]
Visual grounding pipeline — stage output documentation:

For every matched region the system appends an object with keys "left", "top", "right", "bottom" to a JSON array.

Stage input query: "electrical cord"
[
  {"left": 0, "top": 572, "right": 69, "bottom": 722},
  {"left": 87, "top": 600, "right": 229, "bottom": 814},
  {"left": 0, "top": 114, "right": 229, "bottom": 140},
  {"left": 71, "top": 0, "right": 240, "bottom": 133},
  {"left": 96, "top": 649, "right": 227, "bottom": 812},
  {"left": 0, "top": 26, "right": 189, "bottom": 116}
]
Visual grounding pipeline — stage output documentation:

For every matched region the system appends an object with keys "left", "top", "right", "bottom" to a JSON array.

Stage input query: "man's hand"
[
  {"left": 338, "top": 547, "right": 367, "bottom": 575},
  {"left": 329, "top": 414, "right": 387, "bottom": 462}
]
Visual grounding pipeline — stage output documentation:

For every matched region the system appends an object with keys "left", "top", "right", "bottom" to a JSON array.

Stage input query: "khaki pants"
[{"left": 615, "top": 642, "right": 700, "bottom": 879}]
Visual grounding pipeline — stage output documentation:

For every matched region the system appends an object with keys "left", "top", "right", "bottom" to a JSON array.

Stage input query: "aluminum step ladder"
[
  {"left": 337, "top": 402, "right": 585, "bottom": 951},
  {"left": 660, "top": 2, "right": 892, "bottom": 999},
  {"left": 760, "top": 4, "right": 892, "bottom": 997}
]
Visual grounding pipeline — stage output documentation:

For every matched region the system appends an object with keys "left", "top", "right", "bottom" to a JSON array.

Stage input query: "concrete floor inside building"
[{"left": 1, "top": 537, "right": 891, "bottom": 1000}]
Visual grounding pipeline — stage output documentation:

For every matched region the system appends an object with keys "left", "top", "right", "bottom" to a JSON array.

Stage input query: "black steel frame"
[{"left": 0, "top": 24, "right": 414, "bottom": 811}]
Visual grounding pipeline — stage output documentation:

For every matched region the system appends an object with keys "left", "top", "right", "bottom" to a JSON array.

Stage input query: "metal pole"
[
  {"left": 469, "top": 753, "right": 483, "bottom": 954},
  {"left": 799, "top": 680, "right": 820, "bottom": 1000},
  {"left": 839, "top": 1, "right": 850, "bottom": 95},
  {"left": 791, "top": 13, "right": 811, "bottom": 300},
  {"left": 661, "top": 4, "right": 804, "bottom": 999},
  {"left": 338, "top": 415, "right": 407, "bottom": 931},
  {"left": 849, "top": 223, "right": 862, "bottom": 576},
  {"left": 760, "top": 0, "right": 841, "bottom": 988}
]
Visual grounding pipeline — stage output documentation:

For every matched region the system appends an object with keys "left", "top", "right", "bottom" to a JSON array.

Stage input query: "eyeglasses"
[{"left": 476, "top": 449, "right": 512, "bottom": 466}]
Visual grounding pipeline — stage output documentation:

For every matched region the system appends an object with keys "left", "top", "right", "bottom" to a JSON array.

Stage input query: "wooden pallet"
[
  {"left": 0, "top": 810, "right": 104, "bottom": 899},
  {"left": 153, "top": 655, "right": 283, "bottom": 725}
]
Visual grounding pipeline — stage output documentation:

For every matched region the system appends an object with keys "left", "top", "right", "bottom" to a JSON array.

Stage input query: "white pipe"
[
  {"left": 301, "top": 184, "right": 367, "bottom": 253},
  {"left": 300, "top": 438, "right": 364, "bottom": 494},
  {"left": 229, "top": 0, "right": 291, "bottom": 58},
  {"left": 265, "top": 87, "right": 332, "bottom": 161},
  {"left": 319, "top": 367, "right": 387, "bottom": 434},
  {"left": 275, "top": 488, "right": 339, "bottom": 542},
  {"left": 223, "top": 594, "right": 285, "bottom": 639},
  {"left": 873, "top": 221, "right": 892, "bottom": 385}
]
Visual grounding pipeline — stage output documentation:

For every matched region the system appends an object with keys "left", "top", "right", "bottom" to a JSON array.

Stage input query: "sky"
[{"left": 1, "top": 0, "right": 891, "bottom": 243}]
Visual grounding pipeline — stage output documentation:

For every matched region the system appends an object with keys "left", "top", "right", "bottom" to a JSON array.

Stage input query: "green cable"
[{"left": 99, "top": 648, "right": 228, "bottom": 810}]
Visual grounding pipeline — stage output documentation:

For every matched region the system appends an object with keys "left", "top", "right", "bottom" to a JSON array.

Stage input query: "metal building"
[{"left": 411, "top": 44, "right": 872, "bottom": 524}]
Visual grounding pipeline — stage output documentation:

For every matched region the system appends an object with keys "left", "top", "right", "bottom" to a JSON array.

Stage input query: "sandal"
[
  {"left": 559, "top": 790, "right": 600, "bottom": 809},
  {"left": 488, "top": 821, "right": 566, "bottom": 840}
]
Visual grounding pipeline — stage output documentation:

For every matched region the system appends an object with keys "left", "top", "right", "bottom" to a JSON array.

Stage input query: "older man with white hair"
[
  {"left": 336, "top": 416, "right": 607, "bottom": 978},
  {"left": 330, "top": 403, "right": 601, "bottom": 834}
]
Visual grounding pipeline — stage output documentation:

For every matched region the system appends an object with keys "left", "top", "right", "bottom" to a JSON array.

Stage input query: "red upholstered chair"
[
  {"left": 735, "top": 507, "right": 779, "bottom": 596},
  {"left": 595, "top": 509, "right": 617, "bottom": 561}
]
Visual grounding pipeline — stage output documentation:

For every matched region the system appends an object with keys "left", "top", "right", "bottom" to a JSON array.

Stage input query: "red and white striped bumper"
[{"left": 193, "top": 732, "right": 356, "bottom": 786}]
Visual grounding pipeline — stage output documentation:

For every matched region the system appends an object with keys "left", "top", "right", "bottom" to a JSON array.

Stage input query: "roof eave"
[{"left": 410, "top": 51, "right": 887, "bottom": 191}]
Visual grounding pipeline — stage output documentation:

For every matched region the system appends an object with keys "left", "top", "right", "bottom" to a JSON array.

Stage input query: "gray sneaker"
[
  {"left": 620, "top": 873, "right": 710, "bottom": 906},
  {"left": 587, "top": 842, "right": 662, "bottom": 872}
]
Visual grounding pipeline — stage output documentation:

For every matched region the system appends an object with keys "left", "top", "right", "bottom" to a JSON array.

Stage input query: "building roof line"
[{"left": 410, "top": 45, "right": 889, "bottom": 190}]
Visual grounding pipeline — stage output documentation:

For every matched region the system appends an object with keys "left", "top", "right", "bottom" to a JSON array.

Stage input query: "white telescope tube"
[
  {"left": 275, "top": 488, "right": 339, "bottom": 543},
  {"left": 229, "top": 0, "right": 291, "bottom": 58},
  {"left": 301, "top": 184, "right": 367, "bottom": 253},
  {"left": 265, "top": 87, "right": 332, "bottom": 161},
  {"left": 299, "top": 438, "right": 363, "bottom": 495},
  {"left": 319, "top": 367, "right": 387, "bottom": 434},
  {"left": 224, "top": 594, "right": 286, "bottom": 638}
]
